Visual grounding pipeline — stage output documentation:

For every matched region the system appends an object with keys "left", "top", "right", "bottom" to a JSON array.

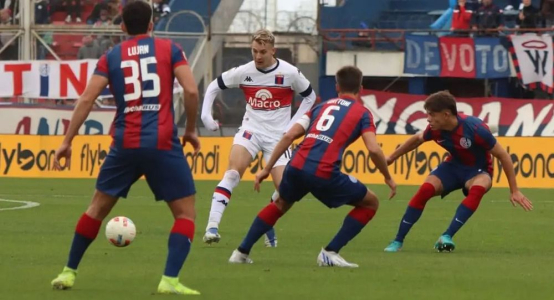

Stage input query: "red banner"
[
  {"left": 439, "top": 37, "right": 476, "bottom": 78},
  {"left": 360, "top": 89, "right": 554, "bottom": 136}
]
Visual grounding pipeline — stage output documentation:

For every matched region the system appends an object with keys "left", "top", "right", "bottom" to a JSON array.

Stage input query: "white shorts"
[{"left": 233, "top": 128, "right": 291, "bottom": 168}]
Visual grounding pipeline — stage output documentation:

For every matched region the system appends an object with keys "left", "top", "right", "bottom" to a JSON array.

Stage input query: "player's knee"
[
  {"left": 222, "top": 169, "right": 241, "bottom": 187},
  {"left": 357, "top": 190, "right": 379, "bottom": 211},
  {"left": 273, "top": 197, "right": 292, "bottom": 213},
  {"left": 86, "top": 190, "right": 118, "bottom": 220}
]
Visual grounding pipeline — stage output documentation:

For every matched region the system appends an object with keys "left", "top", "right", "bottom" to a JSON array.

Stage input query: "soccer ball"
[{"left": 105, "top": 216, "right": 136, "bottom": 247}]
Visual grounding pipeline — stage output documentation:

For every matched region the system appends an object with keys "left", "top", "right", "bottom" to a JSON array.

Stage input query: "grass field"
[{"left": 0, "top": 178, "right": 552, "bottom": 300}]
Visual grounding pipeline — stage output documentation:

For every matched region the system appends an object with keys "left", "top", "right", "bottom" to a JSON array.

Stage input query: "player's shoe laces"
[
  {"left": 384, "top": 240, "right": 403, "bottom": 252},
  {"left": 203, "top": 227, "right": 221, "bottom": 244},
  {"left": 51, "top": 266, "right": 77, "bottom": 290},
  {"left": 264, "top": 228, "right": 278, "bottom": 247},
  {"left": 157, "top": 275, "right": 200, "bottom": 295},
  {"left": 228, "top": 249, "right": 253, "bottom": 264},
  {"left": 434, "top": 234, "right": 456, "bottom": 252},
  {"left": 317, "top": 248, "right": 359, "bottom": 268}
]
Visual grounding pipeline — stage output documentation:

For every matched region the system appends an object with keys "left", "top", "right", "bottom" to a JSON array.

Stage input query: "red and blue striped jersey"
[
  {"left": 94, "top": 35, "right": 188, "bottom": 150},
  {"left": 423, "top": 114, "right": 496, "bottom": 173},
  {"left": 290, "top": 96, "right": 376, "bottom": 178}
]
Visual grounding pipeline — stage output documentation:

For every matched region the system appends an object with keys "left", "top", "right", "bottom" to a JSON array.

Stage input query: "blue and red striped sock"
[
  {"left": 444, "top": 186, "right": 486, "bottom": 237},
  {"left": 67, "top": 213, "right": 102, "bottom": 270},
  {"left": 238, "top": 203, "right": 283, "bottom": 254},
  {"left": 164, "top": 218, "right": 195, "bottom": 277},
  {"left": 325, "top": 207, "right": 376, "bottom": 253},
  {"left": 395, "top": 183, "right": 435, "bottom": 242}
]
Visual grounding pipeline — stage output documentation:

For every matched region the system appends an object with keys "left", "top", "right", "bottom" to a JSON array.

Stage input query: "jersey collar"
[
  {"left": 256, "top": 59, "right": 280, "bottom": 74},
  {"left": 130, "top": 34, "right": 151, "bottom": 40}
]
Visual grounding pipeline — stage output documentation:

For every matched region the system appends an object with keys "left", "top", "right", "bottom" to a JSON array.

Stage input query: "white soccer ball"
[{"left": 105, "top": 216, "right": 136, "bottom": 247}]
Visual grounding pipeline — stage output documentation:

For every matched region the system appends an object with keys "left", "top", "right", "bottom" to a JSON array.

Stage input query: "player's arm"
[
  {"left": 387, "top": 131, "right": 426, "bottom": 165},
  {"left": 201, "top": 66, "right": 243, "bottom": 131},
  {"left": 265, "top": 123, "right": 305, "bottom": 171},
  {"left": 62, "top": 75, "right": 109, "bottom": 145},
  {"left": 362, "top": 131, "right": 392, "bottom": 180},
  {"left": 286, "top": 69, "right": 316, "bottom": 132}
]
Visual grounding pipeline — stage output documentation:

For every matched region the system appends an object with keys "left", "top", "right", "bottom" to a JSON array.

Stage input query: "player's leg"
[
  {"left": 312, "top": 174, "right": 372, "bottom": 268},
  {"left": 261, "top": 151, "right": 289, "bottom": 247},
  {"left": 436, "top": 172, "right": 491, "bottom": 252},
  {"left": 204, "top": 130, "right": 261, "bottom": 243},
  {"left": 141, "top": 149, "right": 200, "bottom": 295},
  {"left": 52, "top": 149, "right": 140, "bottom": 290},
  {"left": 385, "top": 163, "right": 461, "bottom": 252},
  {"left": 229, "top": 165, "right": 306, "bottom": 264}
]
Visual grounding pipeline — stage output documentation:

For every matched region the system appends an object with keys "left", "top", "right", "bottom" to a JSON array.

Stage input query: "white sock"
[{"left": 207, "top": 170, "right": 240, "bottom": 230}]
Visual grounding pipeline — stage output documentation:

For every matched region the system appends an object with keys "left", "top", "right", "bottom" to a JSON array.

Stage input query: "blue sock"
[
  {"left": 444, "top": 204, "right": 474, "bottom": 237},
  {"left": 67, "top": 233, "right": 95, "bottom": 269},
  {"left": 325, "top": 208, "right": 374, "bottom": 253},
  {"left": 395, "top": 206, "right": 423, "bottom": 243},
  {"left": 265, "top": 227, "right": 276, "bottom": 241},
  {"left": 238, "top": 217, "right": 273, "bottom": 254},
  {"left": 164, "top": 219, "right": 194, "bottom": 278}
]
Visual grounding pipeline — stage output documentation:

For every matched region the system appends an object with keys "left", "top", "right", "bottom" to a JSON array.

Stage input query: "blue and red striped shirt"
[
  {"left": 94, "top": 35, "right": 188, "bottom": 150},
  {"left": 423, "top": 114, "right": 496, "bottom": 174},
  {"left": 290, "top": 97, "right": 376, "bottom": 179}
]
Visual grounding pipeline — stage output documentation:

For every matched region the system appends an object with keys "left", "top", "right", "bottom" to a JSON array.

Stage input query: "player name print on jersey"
[{"left": 127, "top": 45, "right": 150, "bottom": 56}]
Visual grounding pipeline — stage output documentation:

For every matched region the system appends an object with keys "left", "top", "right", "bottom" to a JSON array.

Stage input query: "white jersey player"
[{"left": 201, "top": 29, "right": 317, "bottom": 246}]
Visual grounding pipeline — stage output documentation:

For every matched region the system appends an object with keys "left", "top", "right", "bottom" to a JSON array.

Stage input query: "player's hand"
[
  {"left": 254, "top": 169, "right": 271, "bottom": 193},
  {"left": 54, "top": 142, "right": 72, "bottom": 171},
  {"left": 385, "top": 177, "right": 397, "bottom": 200},
  {"left": 202, "top": 116, "right": 220, "bottom": 131},
  {"left": 510, "top": 190, "right": 533, "bottom": 211},
  {"left": 182, "top": 132, "right": 201, "bottom": 155},
  {"left": 385, "top": 155, "right": 395, "bottom": 166}
]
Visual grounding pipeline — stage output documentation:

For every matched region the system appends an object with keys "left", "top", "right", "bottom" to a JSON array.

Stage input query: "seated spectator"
[
  {"left": 451, "top": 0, "right": 473, "bottom": 36},
  {"left": 152, "top": 0, "right": 170, "bottom": 24},
  {"left": 471, "top": 0, "right": 504, "bottom": 36},
  {"left": 64, "top": 0, "right": 82, "bottom": 23},
  {"left": 0, "top": 8, "right": 17, "bottom": 60},
  {"left": 86, "top": 1, "right": 109, "bottom": 25},
  {"left": 517, "top": 0, "right": 543, "bottom": 32},
  {"left": 78, "top": 35, "right": 102, "bottom": 59},
  {"left": 541, "top": 0, "right": 554, "bottom": 28},
  {"left": 35, "top": 0, "right": 49, "bottom": 24}
]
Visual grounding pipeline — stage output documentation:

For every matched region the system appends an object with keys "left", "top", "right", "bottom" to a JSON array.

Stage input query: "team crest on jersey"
[
  {"left": 242, "top": 130, "right": 253, "bottom": 140},
  {"left": 275, "top": 74, "right": 284, "bottom": 85},
  {"left": 460, "top": 137, "right": 472, "bottom": 149}
]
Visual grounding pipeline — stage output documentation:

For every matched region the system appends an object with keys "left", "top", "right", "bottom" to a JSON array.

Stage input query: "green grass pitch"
[{"left": 0, "top": 178, "right": 552, "bottom": 300}]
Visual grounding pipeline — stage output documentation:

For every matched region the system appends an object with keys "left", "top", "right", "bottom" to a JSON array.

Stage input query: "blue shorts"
[
  {"left": 279, "top": 165, "right": 368, "bottom": 208},
  {"left": 96, "top": 147, "right": 195, "bottom": 202},
  {"left": 430, "top": 162, "right": 492, "bottom": 198}
]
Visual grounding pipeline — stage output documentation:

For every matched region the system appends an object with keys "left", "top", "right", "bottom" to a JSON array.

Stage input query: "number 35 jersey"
[
  {"left": 94, "top": 35, "right": 187, "bottom": 150},
  {"left": 290, "top": 96, "right": 376, "bottom": 179},
  {"left": 217, "top": 59, "right": 313, "bottom": 136}
]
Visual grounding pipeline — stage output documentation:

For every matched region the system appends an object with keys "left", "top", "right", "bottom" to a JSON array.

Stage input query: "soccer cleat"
[
  {"left": 317, "top": 248, "right": 359, "bottom": 268},
  {"left": 203, "top": 227, "right": 221, "bottom": 244},
  {"left": 434, "top": 234, "right": 456, "bottom": 252},
  {"left": 228, "top": 249, "right": 253, "bottom": 264},
  {"left": 51, "top": 266, "right": 77, "bottom": 290},
  {"left": 264, "top": 228, "right": 278, "bottom": 247},
  {"left": 384, "top": 241, "right": 403, "bottom": 252},
  {"left": 157, "top": 275, "right": 200, "bottom": 295}
]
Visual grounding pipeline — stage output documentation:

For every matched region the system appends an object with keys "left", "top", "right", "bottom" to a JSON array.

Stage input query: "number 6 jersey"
[{"left": 94, "top": 35, "right": 187, "bottom": 150}]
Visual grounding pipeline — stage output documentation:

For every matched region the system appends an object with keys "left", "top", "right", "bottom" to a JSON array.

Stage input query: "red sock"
[
  {"left": 408, "top": 182, "right": 436, "bottom": 210},
  {"left": 171, "top": 218, "right": 195, "bottom": 242},
  {"left": 75, "top": 213, "right": 101, "bottom": 239},
  {"left": 461, "top": 186, "right": 487, "bottom": 211},
  {"left": 348, "top": 207, "right": 376, "bottom": 225},
  {"left": 257, "top": 203, "right": 284, "bottom": 226}
]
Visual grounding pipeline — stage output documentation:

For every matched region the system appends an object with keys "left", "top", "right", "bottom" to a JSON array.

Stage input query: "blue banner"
[{"left": 403, "top": 35, "right": 511, "bottom": 79}]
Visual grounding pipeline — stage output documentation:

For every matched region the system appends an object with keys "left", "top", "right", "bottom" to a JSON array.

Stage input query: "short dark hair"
[
  {"left": 336, "top": 66, "right": 363, "bottom": 94},
  {"left": 122, "top": 0, "right": 152, "bottom": 35},
  {"left": 424, "top": 91, "right": 458, "bottom": 115}
]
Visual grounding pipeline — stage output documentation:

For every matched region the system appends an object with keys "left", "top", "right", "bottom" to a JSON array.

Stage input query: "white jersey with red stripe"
[{"left": 217, "top": 59, "right": 312, "bottom": 136}]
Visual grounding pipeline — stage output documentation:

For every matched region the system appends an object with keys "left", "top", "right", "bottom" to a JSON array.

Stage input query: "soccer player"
[
  {"left": 200, "top": 29, "right": 317, "bottom": 246},
  {"left": 228, "top": 66, "right": 396, "bottom": 267},
  {"left": 383, "top": 91, "right": 533, "bottom": 253},
  {"left": 50, "top": 1, "right": 201, "bottom": 295}
]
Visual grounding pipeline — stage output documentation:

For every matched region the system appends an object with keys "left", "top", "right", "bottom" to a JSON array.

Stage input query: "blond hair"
[{"left": 251, "top": 29, "right": 275, "bottom": 46}]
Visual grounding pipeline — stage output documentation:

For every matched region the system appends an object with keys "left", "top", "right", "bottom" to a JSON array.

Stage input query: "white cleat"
[
  {"left": 317, "top": 248, "right": 359, "bottom": 268},
  {"left": 264, "top": 235, "right": 278, "bottom": 248},
  {"left": 203, "top": 227, "right": 221, "bottom": 244},
  {"left": 228, "top": 250, "right": 253, "bottom": 264}
]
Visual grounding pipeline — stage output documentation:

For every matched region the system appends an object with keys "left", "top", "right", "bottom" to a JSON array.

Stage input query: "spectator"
[
  {"left": 86, "top": 1, "right": 108, "bottom": 25},
  {"left": 64, "top": 0, "right": 82, "bottom": 23},
  {"left": 472, "top": 0, "right": 504, "bottom": 36},
  {"left": 0, "top": 8, "right": 17, "bottom": 60},
  {"left": 517, "top": 0, "right": 543, "bottom": 32},
  {"left": 451, "top": 0, "right": 473, "bottom": 36},
  {"left": 541, "top": 0, "right": 554, "bottom": 27},
  {"left": 93, "top": 8, "right": 115, "bottom": 53},
  {"left": 152, "top": 0, "right": 170, "bottom": 24},
  {"left": 35, "top": 0, "right": 49, "bottom": 24},
  {"left": 78, "top": 35, "right": 102, "bottom": 59}
]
